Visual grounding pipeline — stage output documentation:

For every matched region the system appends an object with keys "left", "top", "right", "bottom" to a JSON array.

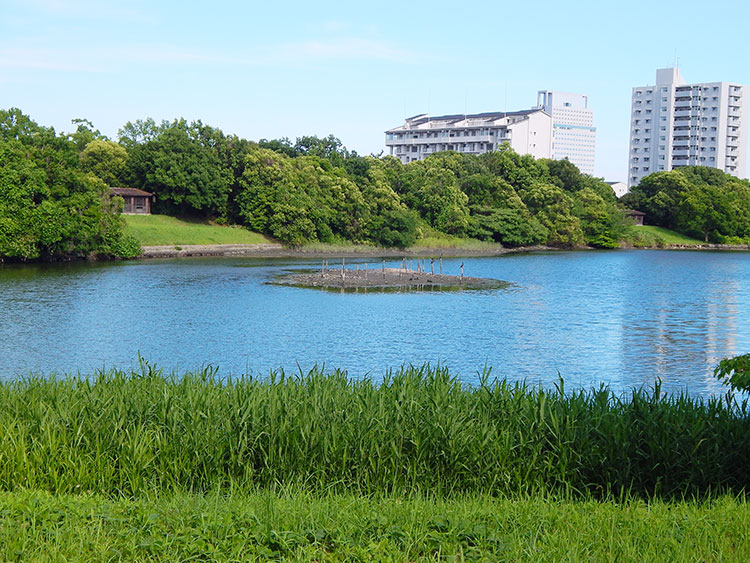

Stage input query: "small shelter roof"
[{"left": 109, "top": 187, "right": 153, "bottom": 197}]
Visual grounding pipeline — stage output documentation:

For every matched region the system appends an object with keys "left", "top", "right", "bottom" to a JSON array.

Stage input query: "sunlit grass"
[
  {"left": 123, "top": 214, "right": 272, "bottom": 246},
  {"left": 2, "top": 489, "right": 748, "bottom": 561},
  {"left": 629, "top": 225, "right": 704, "bottom": 246},
  {"left": 412, "top": 236, "right": 503, "bottom": 250}
]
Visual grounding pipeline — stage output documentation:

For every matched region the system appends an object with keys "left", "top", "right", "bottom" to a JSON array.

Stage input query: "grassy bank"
[
  {"left": 1, "top": 364, "right": 748, "bottom": 500},
  {"left": 123, "top": 215, "right": 272, "bottom": 246},
  {"left": 123, "top": 214, "right": 719, "bottom": 255},
  {"left": 2, "top": 489, "right": 748, "bottom": 561},
  {"left": 628, "top": 225, "right": 704, "bottom": 247}
]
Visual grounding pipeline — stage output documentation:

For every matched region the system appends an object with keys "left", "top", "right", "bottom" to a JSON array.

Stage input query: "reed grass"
[{"left": 0, "top": 363, "right": 748, "bottom": 500}]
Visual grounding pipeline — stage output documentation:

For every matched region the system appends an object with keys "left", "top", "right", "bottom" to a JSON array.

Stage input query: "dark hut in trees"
[{"left": 109, "top": 187, "right": 154, "bottom": 214}]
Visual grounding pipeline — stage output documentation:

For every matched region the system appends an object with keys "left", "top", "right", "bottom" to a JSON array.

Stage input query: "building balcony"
[
  {"left": 672, "top": 149, "right": 699, "bottom": 157},
  {"left": 673, "top": 110, "right": 701, "bottom": 118}
]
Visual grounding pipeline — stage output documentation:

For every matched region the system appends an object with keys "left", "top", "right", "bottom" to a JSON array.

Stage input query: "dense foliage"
[
  {"left": 0, "top": 109, "right": 139, "bottom": 261},
  {"left": 2, "top": 364, "right": 750, "bottom": 500},
  {"left": 116, "top": 115, "right": 631, "bottom": 248},
  {"left": 623, "top": 167, "right": 750, "bottom": 243},
  {"left": 3, "top": 108, "right": 638, "bottom": 255}
]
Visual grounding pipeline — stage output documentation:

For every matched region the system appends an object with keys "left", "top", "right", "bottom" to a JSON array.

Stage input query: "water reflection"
[{"left": 0, "top": 251, "right": 748, "bottom": 397}]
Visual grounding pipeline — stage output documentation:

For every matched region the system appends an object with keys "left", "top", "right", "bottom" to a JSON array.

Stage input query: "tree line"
[
  {"left": 73, "top": 113, "right": 633, "bottom": 249},
  {"left": 0, "top": 109, "right": 140, "bottom": 260},
  {"left": 622, "top": 167, "right": 750, "bottom": 243},
  {"left": 4, "top": 107, "right": 748, "bottom": 261}
]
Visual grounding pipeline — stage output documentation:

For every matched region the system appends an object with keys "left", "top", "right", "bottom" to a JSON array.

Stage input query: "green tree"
[
  {"left": 258, "top": 137, "right": 298, "bottom": 158},
  {"left": 0, "top": 109, "right": 139, "bottom": 260},
  {"left": 118, "top": 118, "right": 167, "bottom": 149},
  {"left": 126, "top": 125, "right": 231, "bottom": 217},
  {"left": 80, "top": 140, "right": 128, "bottom": 186},
  {"left": 521, "top": 183, "right": 584, "bottom": 246},
  {"left": 407, "top": 164, "right": 470, "bottom": 235},
  {"left": 621, "top": 170, "right": 691, "bottom": 229},
  {"left": 294, "top": 134, "right": 349, "bottom": 167},
  {"left": 623, "top": 167, "right": 750, "bottom": 242},
  {"left": 573, "top": 187, "right": 629, "bottom": 248},
  {"left": 68, "top": 118, "right": 106, "bottom": 152}
]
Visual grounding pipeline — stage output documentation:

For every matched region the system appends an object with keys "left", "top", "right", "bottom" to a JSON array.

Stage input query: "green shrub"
[{"left": 714, "top": 354, "right": 750, "bottom": 393}]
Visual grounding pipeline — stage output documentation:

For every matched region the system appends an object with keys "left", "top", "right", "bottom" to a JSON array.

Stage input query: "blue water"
[{"left": 1, "top": 250, "right": 749, "bottom": 396}]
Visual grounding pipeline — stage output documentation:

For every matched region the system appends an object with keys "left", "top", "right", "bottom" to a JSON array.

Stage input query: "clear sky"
[{"left": 3, "top": 0, "right": 749, "bottom": 181}]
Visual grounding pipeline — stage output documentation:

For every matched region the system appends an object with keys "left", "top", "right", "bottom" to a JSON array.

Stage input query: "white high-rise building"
[
  {"left": 628, "top": 68, "right": 747, "bottom": 187},
  {"left": 385, "top": 109, "right": 552, "bottom": 164},
  {"left": 536, "top": 91, "right": 596, "bottom": 175}
]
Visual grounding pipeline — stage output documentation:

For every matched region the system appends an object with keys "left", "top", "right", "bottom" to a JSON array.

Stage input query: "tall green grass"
[{"left": 0, "top": 364, "right": 748, "bottom": 499}]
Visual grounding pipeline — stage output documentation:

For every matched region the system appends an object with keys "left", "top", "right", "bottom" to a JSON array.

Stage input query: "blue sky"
[{"left": 2, "top": 0, "right": 749, "bottom": 181}]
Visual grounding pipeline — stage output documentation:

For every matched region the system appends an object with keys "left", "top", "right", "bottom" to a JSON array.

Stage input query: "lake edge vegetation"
[
  {"left": 3, "top": 362, "right": 750, "bottom": 558},
  {"left": 4, "top": 108, "right": 748, "bottom": 262},
  {"left": 2, "top": 362, "right": 749, "bottom": 501}
]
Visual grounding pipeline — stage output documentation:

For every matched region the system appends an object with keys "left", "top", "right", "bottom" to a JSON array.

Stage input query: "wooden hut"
[
  {"left": 109, "top": 187, "right": 154, "bottom": 214},
  {"left": 625, "top": 209, "right": 646, "bottom": 226}
]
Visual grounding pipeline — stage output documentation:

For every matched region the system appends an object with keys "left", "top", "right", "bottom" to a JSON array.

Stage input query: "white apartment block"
[
  {"left": 536, "top": 91, "right": 596, "bottom": 175},
  {"left": 385, "top": 109, "right": 552, "bottom": 164},
  {"left": 628, "top": 68, "right": 747, "bottom": 187}
]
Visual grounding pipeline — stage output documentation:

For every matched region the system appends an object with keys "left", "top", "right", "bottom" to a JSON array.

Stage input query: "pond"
[{"left": 1, "top": 250, "right": 748, "bottom": 396}]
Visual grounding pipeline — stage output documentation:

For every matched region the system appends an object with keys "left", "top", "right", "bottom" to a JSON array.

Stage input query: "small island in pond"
[{"left": 273, "top": 262, "right": 508, "bottom": 291}]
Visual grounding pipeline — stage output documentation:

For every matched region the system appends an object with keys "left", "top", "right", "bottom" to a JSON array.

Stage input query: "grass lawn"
[
  {"left": 404, "top": 225, "right": 503, "bottom": 251},
  {"left": 1, "top": 490, "right": 748, "bottom": 561},
  {"left": 123, "top": 215, "right": 272, "bottom": 246},
  {"left": 632, "top": 225, "right": 704, "bottom": 246}
]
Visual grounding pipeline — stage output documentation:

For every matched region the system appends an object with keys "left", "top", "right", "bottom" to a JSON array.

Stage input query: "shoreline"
[
  {"left": 137, "top": 242, "right": 750, "bottom": 260},
  {"left": 138, "top": 243, "right": 554, "bottom": 260}
]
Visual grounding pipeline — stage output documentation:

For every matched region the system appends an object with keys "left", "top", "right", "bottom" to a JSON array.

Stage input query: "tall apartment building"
[
  {"left": 628, "top": 68, "right": 747, "bottom": 187},
  {"left": 385, "top": 109, "right": 552, "bottom": 164},
  {"left": 536, "top": 91, "right": 596, "bottom": 175}
]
